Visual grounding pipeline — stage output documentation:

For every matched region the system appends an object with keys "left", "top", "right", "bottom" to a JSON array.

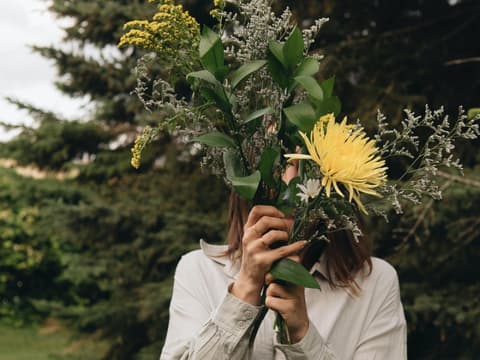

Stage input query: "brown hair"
[{"left": 226, "top": 191, "right": 372, "bottom": 292}]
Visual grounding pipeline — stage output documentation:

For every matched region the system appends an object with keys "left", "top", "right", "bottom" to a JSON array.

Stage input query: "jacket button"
[
  {"left": 238, "top": 320, "right": 247, "bottom": 329},
  {"left": 244, "top": 309, "right": 254, "bottom": 319}
]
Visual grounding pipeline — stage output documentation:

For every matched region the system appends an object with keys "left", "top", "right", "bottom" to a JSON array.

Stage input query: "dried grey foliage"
[
  {"left": 130, "top": 0, "right": 480, "bottom": 231},
  {"left": 372, "top": 106, "right": 480, "bottom": 215}
]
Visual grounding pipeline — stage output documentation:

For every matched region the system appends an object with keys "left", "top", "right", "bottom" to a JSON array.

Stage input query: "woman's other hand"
[
  {"left": 264, "top": 262, "right": 309, "bottom": 343},
  {"left": 230, "top": 205, "right": 306, "bottom": 305}
]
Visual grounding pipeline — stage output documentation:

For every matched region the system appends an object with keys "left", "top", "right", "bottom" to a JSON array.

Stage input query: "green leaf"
[
  {"left": 258, "top": 147, "right": 280, "bottom": 188},
  {"left": 200, "top": 87, "right": 232, "bottom": 113},
  {"left": 280, "top": 177, "right": 301, "bottom": 202},
  {"left": 230, "top": 171, "right": 261, "bottom": 200},
  {"left": 223, "top": 149, "right": 244, "bottom": 178},
  {"left": 268, "top": 41, "right": 286, "bottom": 68},
  {"left": 321, "top": 76, "right": 335, "bottom": 98},
  {"left": 294, "top": 57, "right": 320, "bottom": 77},
  {"left": 294, "top": 76, "right": 324, "bottom": 100},
  {"left": 187, "top": 70, "right": 220, "bottom": 86},
  {"left": 267, "top": 50, "right": 289, "bottom": 89},
  {"left": 314, "top": 96, "right": 342, "bottom": 117},
  {"left": 214, "top": 66, "right": 230, "bottom": 82},
  {"left": 283, "top": 103, "right": 317, "bottom": 132},
  {"left": 227, "top": 91, "right": 237, "bottom": 113},
  {"left": 199, "top": 26, "right": 224, "bottom": 75},
  {"left": 270, "top": 258, "right": 320, "bottom": 289},
  {"left": 275, "top": 177, "right": 301, "bottom": 215},
  {"left": 231, "top": 60, "right": 267, "bottom": 89},
  {"left": 199, "top": 87, "right": 217, "bottom": 103},
  {"left": 194, "top": 132, "right": 236, "bottom": 148},
  {"left": 243, "top": 107, "right": 274, "bottom": 124},
  {"left": 283, "top": 26, "right": 304, "bottom": 70},
  {"left": 199, "top": 26, "right": 219, "bottom": 58}
]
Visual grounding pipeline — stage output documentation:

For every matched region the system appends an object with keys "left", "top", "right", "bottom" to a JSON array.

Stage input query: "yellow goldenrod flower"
[
  {"left": 119, "top": 0, "right": 200, "bottom": 59},
  {"left": 285, "top": 114, "right": 387, "bottom": 214},
  {"left": 210, "top": 0, "right": 225, "bottom": 19},
  {"left": 130, "top": 126, "right": 159, "bottom": 169},
  {"left": 210, "top": 9, "right": 221, "bottom": 18},
  {"left": 131, "top": 135, "right": 143, "bottom": 169}
]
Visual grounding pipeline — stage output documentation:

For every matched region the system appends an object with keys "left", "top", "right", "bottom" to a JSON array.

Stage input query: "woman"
[{"left": 160, "top": 166, "right": 407, "bottom": 359}]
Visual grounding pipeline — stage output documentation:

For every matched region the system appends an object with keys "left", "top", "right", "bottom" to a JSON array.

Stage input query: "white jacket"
[{"left": 160, "top": 240, "right": 407, "bottom": 360}]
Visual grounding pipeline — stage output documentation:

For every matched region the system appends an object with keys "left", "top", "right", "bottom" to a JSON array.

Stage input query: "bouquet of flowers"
[{"left": 119, "top": 0, "right": 479, "bottom": 344}]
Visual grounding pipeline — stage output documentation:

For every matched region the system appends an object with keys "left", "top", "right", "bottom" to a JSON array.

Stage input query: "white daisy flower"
[{"left": 296, "top": 179, "right": 321, "bottom": 203}]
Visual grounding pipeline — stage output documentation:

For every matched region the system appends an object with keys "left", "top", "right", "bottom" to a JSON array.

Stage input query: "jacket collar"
[
  {"left": 308, "top": 253, "right": 329, "bottom": 280},
  {"left": 199, "top": 239, "right": 328, "bottom": 280},
  {"left": 199, "top": 239, "right": 241, "bottom": 279}
]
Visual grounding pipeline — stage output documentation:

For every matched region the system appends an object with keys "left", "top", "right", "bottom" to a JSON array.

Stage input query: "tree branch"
[
  {"left": 444, "top": 57, "right": 480, "bottom": 66},
  {"left": 437, "top": 170, "right": 480, "bottom": 188}
]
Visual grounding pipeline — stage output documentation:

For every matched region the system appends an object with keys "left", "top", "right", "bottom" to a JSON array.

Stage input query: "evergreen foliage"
[
  {"left": 0, "top": 168, "right": 79, "bottom": 323},
  {"left": 0, "top": 0, "right": 478, "bottom": 359},
  {"left": 45, "top": 152, "right": 227, "bottom": 359},
  {"left": 2, "top": 1, "right": 228, "bottom": 359},
  {"left": 0, "top": 100, "right": 112, "bottom": 170}
]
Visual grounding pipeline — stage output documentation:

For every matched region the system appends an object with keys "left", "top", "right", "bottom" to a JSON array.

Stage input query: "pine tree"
[
  {"left": 1, "top": 1, "right": 227, "bottom": 359},
  {"left": 299, "top": 1, "right": 480, "bottom": 358},
  {"left": 1, "top": 0, "right": 479, "bottom": 358}
]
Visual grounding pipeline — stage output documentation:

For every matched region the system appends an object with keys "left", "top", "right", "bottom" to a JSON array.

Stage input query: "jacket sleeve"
[
  {"left": 274, "top": 321, "right": 337, "bottom": 359},
  {"left": 160, "top": 254, "right": 263, "bottom": 360},
  {"left": 353, "top": 271, "right": 407, "bottom": 360}
]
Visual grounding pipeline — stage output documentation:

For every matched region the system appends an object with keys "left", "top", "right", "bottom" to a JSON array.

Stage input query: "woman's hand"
[
  {"left": 230, "top": 205, "right": 306, "bottom": 306},
  {"left": 265, "top": 266, "right": 310, "bottom": 344}
]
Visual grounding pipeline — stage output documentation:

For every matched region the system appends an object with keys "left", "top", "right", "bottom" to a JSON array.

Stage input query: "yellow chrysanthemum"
[{"left": 285, "top": 114, "right": 387, "bottom": 214}]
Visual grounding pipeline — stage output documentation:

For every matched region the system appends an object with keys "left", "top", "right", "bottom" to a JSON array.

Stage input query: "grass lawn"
[{"left": 0, "top": 319, "right": 109, "bottom": 360}]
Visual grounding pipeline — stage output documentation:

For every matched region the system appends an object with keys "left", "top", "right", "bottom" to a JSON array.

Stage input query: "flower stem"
[
  {"left": 274, "top": 313, "right": 291, "bottom": 344},
  {"left": 248, "top": 284, "right": 268, "bottom": 347}
]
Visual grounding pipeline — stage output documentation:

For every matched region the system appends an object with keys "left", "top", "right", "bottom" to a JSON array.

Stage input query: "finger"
[
  {"left": 265, "top": 241, "right": 307, "bottom": 263},
  {"left": 247, "top": 240, "right": 306, "bottom": 269},
  {"left": 287, "top": 255, "right": 301, "bottom": 263},
  {"left": 243, "top": 217, "right": 289, "bottom": 246},
  {"left": 266, "top": 283, "right": 293, "bottom": 298},
  {"left": 245, "top": 205, "right": 284, "bottom": 228},
  {"left": 265, "top": 272, "right": 274, "bottom": 285},
  {"left": 265, "top": 295, "right": 289, "bottom": 313},
  {"left": 245, "top": 230, "right": 288, "bottom": 252},
  {"left": 242, "top": 226, "right": 262, "bottom": 245},
  {"left": 243, "top": 216, "right": 291, "bottom": 244},
  {"left": 261, "top": 229, "right": 289, "bottom": 247},
  {"left": 254, "top": 216, "right": 289, "bottom": 235},
  {"left": 283, "top": 217, "right": 294, "bottom": 233}
]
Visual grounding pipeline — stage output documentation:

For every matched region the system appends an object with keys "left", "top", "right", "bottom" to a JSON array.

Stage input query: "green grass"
[{"left": 0, "top": 319, "right": 108, "bottom": 360}]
